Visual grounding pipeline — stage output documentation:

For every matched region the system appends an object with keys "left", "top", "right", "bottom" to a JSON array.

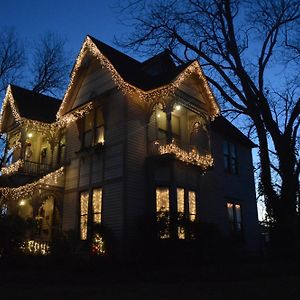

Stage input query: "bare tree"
[
  {"left": 0, "top": 28, "right": 25, "bottom": 94},
  {"left": 29, "top": 32, "right": 71, "bottom": 96},
  {"left": 115, "top": 0, "right": 300, "bottom": 246}
]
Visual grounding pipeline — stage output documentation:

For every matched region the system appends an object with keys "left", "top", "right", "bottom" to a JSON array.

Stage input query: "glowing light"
[
  {"left": 175, "top": 105, "right": 181, "bottom": 111},
  {"left": 0, "top": 167, "right": 64, "bottom": 200},
  {"left": 20, "top": 240, "right": 50, "bottom": 255},
  {"left": 19, "top": 199, "right": 26, "bottom": 206},
  {"left": 57, "top": 36, "right": 220, "bottom": 119},
  {"left": 157, "top": 142, "right": 214, "bottom": 170},
  {"left": 1, "top": 159, "right": 24, "bottom": 176},
  {"left": 91, "top": 233, "right": 106, "bottom": 255},
  {"left": 27, "top": 132, "right": 33, "bottom": 138}
]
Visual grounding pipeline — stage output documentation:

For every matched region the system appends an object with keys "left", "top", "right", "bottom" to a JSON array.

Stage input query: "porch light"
[
  {"left": 19, "top": 200, "right": 26, "bottom": 206},
  {"left": 175, "top": 105, "right": 181, "bottom": 111},
  {"left": 157, "top": 113, "right": 161, "bottom": 118},
  {"left": 27, "top": 132, "right": 33, "bottom": 138}
]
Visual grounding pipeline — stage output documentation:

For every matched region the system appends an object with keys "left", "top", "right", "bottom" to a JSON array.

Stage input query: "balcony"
[
  {"left": 148, "top": 140, "right": 214, "bottom": 170},
  {"left": 1, "top": 159, "right": 52, "bottom": 177}
]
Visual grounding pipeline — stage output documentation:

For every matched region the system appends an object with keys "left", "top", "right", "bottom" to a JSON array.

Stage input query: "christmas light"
[
  {"left": 20, "top": 240, "right": 50, "bottom": 255},
  {"left": 158, "top": 142, "right": 214, "bottom": 169},
  {"left": 1, "top": 159, "right": 24, "bottom": 176},
  {"left": 91, "top": 233, "right": 106, "bottom": 255},
  {"left": 57, "top": 36, "right": 220, "bottom": 119},
  {"left": 0, "top": 167, "right": 64, "bottom": 200}
]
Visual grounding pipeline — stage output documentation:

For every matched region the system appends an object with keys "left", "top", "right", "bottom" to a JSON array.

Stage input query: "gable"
[
  {"left": 57, "top": 36, "right": 220, "bottom": 119},
  {"left": 63, "top": 56, "right": 117, "bottom": 113}
]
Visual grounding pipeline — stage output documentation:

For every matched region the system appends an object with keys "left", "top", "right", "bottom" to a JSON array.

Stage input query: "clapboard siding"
[
  {"left": 125, "top": 99, "right": 148, "bottom": 239},
  {"left": 65, "top": 159, "right": 79, "bottom": 190},
  {"left": 103, "top": 180, "right": 124, "bottom": 241},
  {"left": 62, "top": 191, "right": 78, "bottom": 231},
  {"left": 65, "top": 123, "right": 80, "bottom": 160},
  {"left": 72, "top": 66, "right": 116, "bottom": 109}
]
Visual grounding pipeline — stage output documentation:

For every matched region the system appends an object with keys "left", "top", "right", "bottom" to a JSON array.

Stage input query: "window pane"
[
  {"left": 84, "top": 131, "right": 92, "bottom": 147},
  {"left": 230, "top": 143, "right": 237, "bottom": 158},
  {"left": 80, "top": 192, "right": 89, "bottom": 240},
  {"left": 84, "top": 113, "right": 94, "bottom": 131},
  {"left": 156, "top": 188, "right": 169, "bottom": 212},
  {"left": 156, "top": 187, "right": 169, "bottom": 239},
  {"left": 95, "top": 126, "right": 105, "bottom": 144},
  {"left": 93, "top": 188, "right": 102, "bottom": 224},
  {"left": 177, "top": 188, "right": 184, "bottom": 213},
  {"left": 235, "top": 204, "right": 241, "bottom": 223},
  {"left": 188, "top": 191, "right": 196, "bottom": 221},
  {"left": 227, "top": 203, "right": 234, "bottom": 222},
  {"left": 231, "top": 158, "right": 238, "bottom": 174},
  {"left": 223, "top": 141, "right": 229, "bottom": 155},
  {"left": 95, "top": 108, "right": 104, "bottom": 127}
]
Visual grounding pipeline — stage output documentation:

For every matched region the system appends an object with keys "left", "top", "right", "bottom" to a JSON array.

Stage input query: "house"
[{"left": 0, "top": 35, "right": 259, "bottom": 257}]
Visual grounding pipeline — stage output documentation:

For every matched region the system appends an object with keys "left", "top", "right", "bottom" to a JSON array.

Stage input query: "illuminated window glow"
[
  {"left": 227, "top": 202, "right": 242, "bottom": 235},
  {"left": 156, "top": 187, "right": 170, "bottom": 239},
  {"left": 80, "top": 191, "right": 89, "bottom": 240},
  {"left": 177, "top": 188, "right": 185, "bottom": 239},
  {"left": 92, "top": 188, "right": 102, "bottom": 223},
  {"left": 189, "top": 191, "right": 196, "bottom": 221}
]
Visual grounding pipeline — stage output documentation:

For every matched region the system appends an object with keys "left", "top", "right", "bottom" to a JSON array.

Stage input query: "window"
[
  {"left": 80, "top": 191, "right": 89, "bottom": 240},
  {"left": 188, "top": 191, "right": 196, "bottom": 222},
  {"left": 92, "top": 188, "right": 102, "bottom": 224},
  {"left": 177, "top": 188, "right": 185, "bottom": 239},
  {"left": 156, "top": 187, "right": 170, "bottom": 239},
  {"left": 82, "top": 106, "right": 104, "bottom": 148},
  {"left": 227, "top": 202, "right": 242, "bottom": 236},
  {"left": 176, "top": 188, "right": 197, "bottom": 240},
  {"left": 80, "top": 188, "right": 103, "bottom": 240},
  {"left": 223, "top": 141, "right": 238, "bottom": 174}
]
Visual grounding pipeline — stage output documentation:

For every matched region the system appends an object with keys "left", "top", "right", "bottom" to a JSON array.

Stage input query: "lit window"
[
  {"left": 156, "top": 187, "right": 170, "bottom": 239},
  {"left": 227, "top": 202, "right": 242, "bottom": 235},
  {"left": 156, "top": 108, "right": 168, "bottom": 143},
  {"left": 92, "top": 188, "right": 102, "bottom": 224},
  {"left": 82, "top": 106, "right": 105, "bottom": 148},
  {"left": 177, "top": 188, "right": 185, "bottom": 239},
  {"left": 223, "top": 141, "right": 238, "bottom": 174},
  {"left": 80, "top": 191, "right": 89, "bottom": 240},
  {"left": 188, "top": 191, "right": 196, "bottom": 222}
]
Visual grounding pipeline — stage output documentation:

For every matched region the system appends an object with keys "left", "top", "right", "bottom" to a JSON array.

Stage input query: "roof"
[
  {"left": 211, "top": 116, "right": 256, "bottom": 148},
  {"left": 88, "top": 35, "right": 189, "bottom": 91},
  {"left": 10, "top": 85, "right": 61, "bottom": 123}
]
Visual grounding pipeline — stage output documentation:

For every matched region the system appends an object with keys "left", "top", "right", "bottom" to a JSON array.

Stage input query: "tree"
[
  {"left": 116, "top": 0, "right": 300, "bottom": 246},
  {"left": 0, "top": 28, "right": 25, "bottom": 94},
  {"left": 29, "top": 32, "right": 71, "bottom": 96}
]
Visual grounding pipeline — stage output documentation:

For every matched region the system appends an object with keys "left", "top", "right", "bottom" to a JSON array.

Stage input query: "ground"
[{"left": 0, "top": 257, "right": 299, "bottom": 299}]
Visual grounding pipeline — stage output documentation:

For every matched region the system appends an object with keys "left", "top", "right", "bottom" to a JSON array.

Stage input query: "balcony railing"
[
  {"left": 148, "top": 139, "right": 214, "bottom": 170},
  {"left": 22, "top": 160, "right": 52, "bottom": 175}
]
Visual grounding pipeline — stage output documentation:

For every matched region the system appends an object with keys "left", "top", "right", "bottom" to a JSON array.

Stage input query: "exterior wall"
[
  {"left": 62, "top": 89, "right": 126, "bottom": 246},
  {"left": 199, "top": 128, "right": 260, "bottom": 254}
]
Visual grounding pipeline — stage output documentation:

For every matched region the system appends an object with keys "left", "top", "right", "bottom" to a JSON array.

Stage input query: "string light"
[
  {"left": 158, "top": 142, "right": 214, "bottom": 169},
  {"left": 20, "top": 240, "right": 50, "bottom": 255},
  {"left": 1, "top": 159, "right": 24, "bottom": 176},
  {"left": 57, "top": 36, "right": 220, "bottom": 119},
  {"left": 91, "top": 233, "right": 106, "bottom": 255},
  {"left": 0, "top": 167, "right": 64, "bottom": 200}
]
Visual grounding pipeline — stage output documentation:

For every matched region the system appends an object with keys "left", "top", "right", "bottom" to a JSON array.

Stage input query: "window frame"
[
  {"left": 81, "top": 105, "right": 104, "bottom": 148},
  {"left": 223, "top": 140, "right": 238, "bottom": 174},
  {"left": 79, "top": 187, "right": 103, "bottom": 241},
  {"left": 226, "top": 201, "right": 243, "bottom": 237}
]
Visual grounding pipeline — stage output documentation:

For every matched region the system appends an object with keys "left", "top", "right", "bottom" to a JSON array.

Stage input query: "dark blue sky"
[{"left": 0, "top": 0, "right": 128, "bottom": 60}]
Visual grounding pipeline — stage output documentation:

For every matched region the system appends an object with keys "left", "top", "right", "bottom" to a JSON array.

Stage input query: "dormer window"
[{"left": 82, "top": 106, "right": 104, "bottom": 148}]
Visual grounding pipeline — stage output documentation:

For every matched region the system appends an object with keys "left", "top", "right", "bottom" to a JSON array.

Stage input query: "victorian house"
[{"left": 0, "top": 35, "right": 259, "bottom": 257}]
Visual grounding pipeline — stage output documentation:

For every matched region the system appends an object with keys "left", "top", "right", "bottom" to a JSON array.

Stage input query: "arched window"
[{"left": 190, "top": 122, "right": 210, "bottom": 154}]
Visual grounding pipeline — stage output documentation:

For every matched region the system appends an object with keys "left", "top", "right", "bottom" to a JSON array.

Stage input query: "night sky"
[{"left": 0, "top": 0, "right": 130, "bottom": 61}]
